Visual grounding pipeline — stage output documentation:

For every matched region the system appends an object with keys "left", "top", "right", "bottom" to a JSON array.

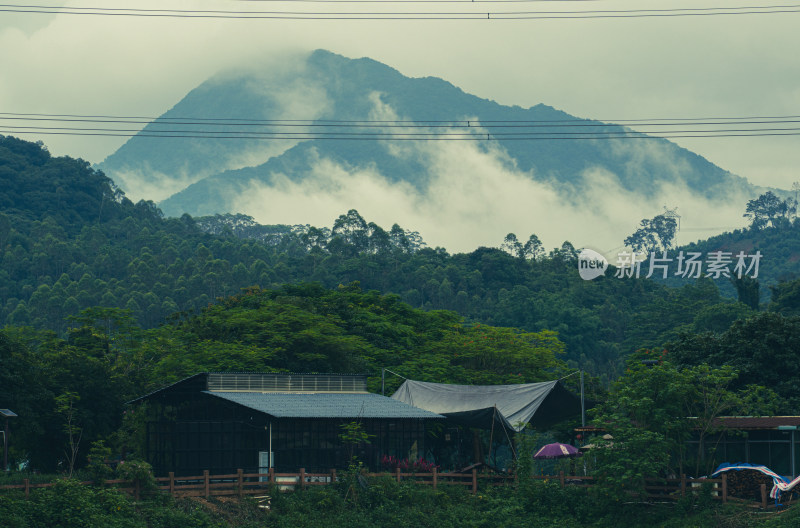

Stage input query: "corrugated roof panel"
[{"left": 203, "top": 391, "right": 444, "bottom": 419}]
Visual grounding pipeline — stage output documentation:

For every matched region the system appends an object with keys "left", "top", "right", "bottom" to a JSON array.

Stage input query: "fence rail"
[{"left": 0, "top": 469, "right": 786, "bottom": 509}]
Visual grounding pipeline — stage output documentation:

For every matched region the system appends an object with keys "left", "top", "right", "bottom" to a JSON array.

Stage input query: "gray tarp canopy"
[{"left": 391, "top": 379, "right": 581, "bottom": 432}]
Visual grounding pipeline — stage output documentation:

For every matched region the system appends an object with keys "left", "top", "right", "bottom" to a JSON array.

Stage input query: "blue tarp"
[{"left": 710, "top": 463, "right": 793, "bottom": 500}]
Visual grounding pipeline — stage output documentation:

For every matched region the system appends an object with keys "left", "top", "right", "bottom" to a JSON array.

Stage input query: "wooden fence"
[{"left": 0, "top": 469, "right": 787, "bottom": 509}]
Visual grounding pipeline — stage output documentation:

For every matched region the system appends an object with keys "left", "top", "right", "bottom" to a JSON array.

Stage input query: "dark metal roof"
[
  {"left": 203, "top": 391, "right": 444, "bottom": 420},
  {"left": 578, "top": 417, "right": 800, "bottom": 433},
  {"left": 128, "top": 372, "right": 372, "bottom": 404},
  {"left": 127, "top": 373, "right": 207, "bottom": 404},
  {"left": 711, "top": 417, "right": 800, "bottom": 430}
]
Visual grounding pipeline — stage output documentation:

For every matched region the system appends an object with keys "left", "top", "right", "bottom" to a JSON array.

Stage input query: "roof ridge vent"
[{"left": 207, "top": 373, "right": 368, "bottom": 393}]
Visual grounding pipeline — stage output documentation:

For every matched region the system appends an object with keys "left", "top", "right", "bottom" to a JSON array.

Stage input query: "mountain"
[{"left": 97, "top": 50, "right": 757, "bottom": 219}]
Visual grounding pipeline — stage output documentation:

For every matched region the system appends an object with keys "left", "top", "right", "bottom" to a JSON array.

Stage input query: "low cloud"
[{"left": 236, "top": 135, "right": 753, "bottom": 255}]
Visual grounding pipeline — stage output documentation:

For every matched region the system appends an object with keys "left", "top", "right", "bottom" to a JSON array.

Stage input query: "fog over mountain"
[{"left": 98, "top": 50, "right": 762, "bottom": 254}]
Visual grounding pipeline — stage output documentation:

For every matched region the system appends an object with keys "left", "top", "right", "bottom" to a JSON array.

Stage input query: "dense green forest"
[
  {"left": 4, "top": 135, "right": 794, "bottom": 380},
  {"left": 664, "top": 216, "right": 800, "bottom": 302},
  {"left": 3, "top": 135, "right": 800, "bottom": 526},
  {"left": 1, "top": 281, "right": 582, "bottom": 473}
]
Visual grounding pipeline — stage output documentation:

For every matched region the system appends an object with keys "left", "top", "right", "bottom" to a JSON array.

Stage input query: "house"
[
  {"left": 687, "top": 417, "right": 800, "bottom": 477},
  {"left": 130, "top": 372, "right": 443, "bottom": 476}
]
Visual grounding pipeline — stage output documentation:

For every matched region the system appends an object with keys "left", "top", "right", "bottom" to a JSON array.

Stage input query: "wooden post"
[
  {"left": 471, "top": 468, "right": 478, "bottom": 494},
  {"left": 269, "top": 467, "right": 275, "bottom": 484},
  {"left": 331, "top": 469, "right": 337, "bottom": 485},
  {"left": 396, "top": 467, "right": 401, "bottom": 483},
  {"left": 300, "top": 468, "right": 305, "bottom": 490},
  {"left": 169, "top": 472, "right": 175, "bottom": 495},
  {"left": 24, "top": 478, "right": 29, "bottom": 499},
  {"left": 237, "top": 469, "right": 243, "bottom": 497},
  {"left": 721, "top": 473, "right": 727, "bottom": 503},
  {"left": 432, "top": 467, "right": 438, "bottom": 490},
  {"left": 559, "top": 471, "right": 565, "bottom": 488},
  {"left": 204, "top": 470, "right": 210, "bottom": 498},
  {"left": 761, "top": 484, "right": 767, "bottom": 509},
  {"left": 680, "top": 474, "right": 686, "bottom": 497}
]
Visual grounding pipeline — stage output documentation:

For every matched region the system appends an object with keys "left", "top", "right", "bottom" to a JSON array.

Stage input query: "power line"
[
  {"left": 3, "top": 112, "right": 800, "bottom": 129},
  {"left": 3, "top": 110, "right": 800, "bottom": 140},
  {"left": 3, "top": 128, "right": 800, "bottom": 140},
  {"left": 237, "top": 0, "right": 604, "bottom": 3},
  {"left": 4, "top": 111, "right": 800, "bottom": 124},
  {"left": 4, "top": 124, "right": 800, "bottom": 135},
  {"left": 1, "top": 2, "right": 799, "bottom": 19}
]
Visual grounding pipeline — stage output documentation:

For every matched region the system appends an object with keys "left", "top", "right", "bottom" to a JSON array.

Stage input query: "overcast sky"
[{"left": 1, "top": 0, "right": 799, "bottom": 252}]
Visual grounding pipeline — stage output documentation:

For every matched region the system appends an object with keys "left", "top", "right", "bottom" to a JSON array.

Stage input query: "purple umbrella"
[{"left": 533, "top": 442, "right": 581, "bottom": 459}]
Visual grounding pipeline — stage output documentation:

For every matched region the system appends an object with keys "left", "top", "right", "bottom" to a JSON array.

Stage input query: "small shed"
[{"left": 130, "top": 372, "right": 443, "bottom": 476}]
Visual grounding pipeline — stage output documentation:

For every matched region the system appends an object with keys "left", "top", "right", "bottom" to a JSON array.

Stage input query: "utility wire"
[
  {"left": 3, "top": 129, "right": 800, "bottom": 140},
  {"left": 4, "top": 124, "right": 800, "bottom": 135},
  {"left": 1, "top": 2, "right": 799, "bottom": 19},
  {"left": 3, "top": 111, "right": 800, "bottom": 127},
  {"left": 236, "top": 0, "right": 604, "bottom": 3},
  {"left": 3, "top": 111, "right": 800, "bottom": 140}
]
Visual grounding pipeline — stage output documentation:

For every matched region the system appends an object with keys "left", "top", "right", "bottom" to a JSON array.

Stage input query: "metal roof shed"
[{"left": 132, "top": 373, "right": 443, "bottom": 476}]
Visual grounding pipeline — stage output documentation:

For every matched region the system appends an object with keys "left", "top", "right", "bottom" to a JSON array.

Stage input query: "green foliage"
[
  {"left": 3, "top": 479, "right": 139, "bottom": 528},
  {"left": 0, "top": 480, "right": 263, "bottom": 528},
  {"left": 625, "top": 214, "right": 678, "bottom": 253},
  {"left": 339, "top": 421, "right": 374, "bottom": 462},
  {"left": 590, "top": 351, "right": 777, "bottom": 485},
  {"left": 339, "top": 421, "right": 374, "bottom": 447},
  {"left": 743, "top": 191, "right": 796, "bottom": 229},
  {"left": 669, "top": 312, "right": 800, "bottom": 412},
  {"left": 55, "top": 392, "right": 83, "bottom": 477},
  {"left": 87, "top": 440, "right": 114, "bottom": 484},
  {"left": 769, "top": 277, "right": 800, "bottom": 316},
  {"left": 666, "top": 217, "right": 800, "bottom": 302},
  {"left": 115, "top": 459, "right": 157, "bottom": 494}
]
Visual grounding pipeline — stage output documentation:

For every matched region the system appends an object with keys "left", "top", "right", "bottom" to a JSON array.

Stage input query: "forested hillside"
[
  {"left": 4, "top": 135, "right": 800, "bottom": 507},
  {"left": 668, "top": 220, "right": 800, "bottom": 302},
  {"left": 0, "top": 135, "right": 772, "bottom": 379},
  {"left": 0, "top": 280, "right": 583, "bottom": 472}
]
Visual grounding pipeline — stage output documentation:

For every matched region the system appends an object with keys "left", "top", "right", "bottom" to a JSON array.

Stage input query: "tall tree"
[
  {"left": 522, "top": 234, "right": 544, "bottom": 261},
  {"left": 500, "top": 233, "right": 523, "bottom": 258},
  {"left": 624, "top": 214, "right": 677, "bottom": 254},
  {"left": 743, "top": 191, "right": 796, "bottom": 229}
]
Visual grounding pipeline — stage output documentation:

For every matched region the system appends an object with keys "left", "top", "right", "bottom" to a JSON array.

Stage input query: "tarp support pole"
[
  {"left": 500, "top": 417, "right": 517, "bottom": 461},
  {"left": 580, "top": 370, "right": 586, "bottom": 476},
  {"left": 488, "top": 406, "right": 496, "bottom": 466},
  {"left": 580, "top": 370, "right": 585, "bottom": 428}
]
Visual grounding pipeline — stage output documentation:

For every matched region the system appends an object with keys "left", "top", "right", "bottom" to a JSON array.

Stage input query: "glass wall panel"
[
  {"left": 748, "top": 442, "right": 770, "bottom": 467},
  {"left": 726, "top": 442, "right": 746, "bottom": 463},
  {"left": 771, "top": 442, "right": 791, "bottom": 476}
]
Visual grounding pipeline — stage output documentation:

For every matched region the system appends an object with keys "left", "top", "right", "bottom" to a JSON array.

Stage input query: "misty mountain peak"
[{"left": 96, "top": 50, "right": 756, "bottom": 227}]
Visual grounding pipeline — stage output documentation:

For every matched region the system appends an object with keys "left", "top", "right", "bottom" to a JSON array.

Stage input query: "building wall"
[
  {"left": 144, "top": 394, "right": 431, "bottom": 475},
  {"left": 687, "top": 429, "right": 799, "bottom": 477}
]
